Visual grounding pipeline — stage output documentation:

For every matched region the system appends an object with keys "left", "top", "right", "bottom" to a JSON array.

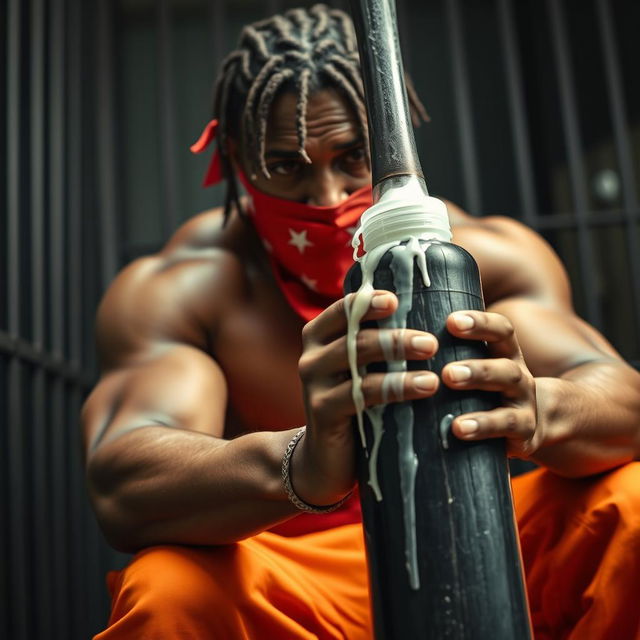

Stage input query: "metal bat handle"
[{"left": 350, "top": 0, "right": 423, "bottom": 188}]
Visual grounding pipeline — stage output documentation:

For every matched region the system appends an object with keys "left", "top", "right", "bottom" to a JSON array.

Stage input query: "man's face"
[{"left": 238, "top": 87, "right": 371, "bottom": 206}]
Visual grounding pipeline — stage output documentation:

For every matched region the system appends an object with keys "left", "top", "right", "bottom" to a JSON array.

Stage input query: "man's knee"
[{"left": 117, "top": 544, "right": 241, "bottom": 615}]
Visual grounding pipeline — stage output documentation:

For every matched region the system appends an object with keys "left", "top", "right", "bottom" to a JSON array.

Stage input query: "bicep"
[
  {"left": 480, "top": 217, "right": 622, "bottom": 375},
  {"left": 82, "top": 343, "right": 228, "bottom": 458}
]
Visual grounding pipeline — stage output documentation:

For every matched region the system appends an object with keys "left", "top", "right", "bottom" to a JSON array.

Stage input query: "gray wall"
[{"left": 2, "top": 1, "right": 639, "bottom": 638}]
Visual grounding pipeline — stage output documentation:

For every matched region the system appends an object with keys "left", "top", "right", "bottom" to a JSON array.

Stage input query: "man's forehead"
[{"left": 265, "top": 88, "right": 361, "bottom": 146}]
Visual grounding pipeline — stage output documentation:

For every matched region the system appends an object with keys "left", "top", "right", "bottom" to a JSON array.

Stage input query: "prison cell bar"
[{"left": 444, "top": 0, "right": 482, "bottom": 215}]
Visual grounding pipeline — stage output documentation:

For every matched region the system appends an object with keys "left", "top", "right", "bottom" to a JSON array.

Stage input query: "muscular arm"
[
  {"left": 450, "top": 214, "right": 640, "bottom": 478},
  {"left": 492, "top": 296, "right": 640, "bottom": 477},
  {"left": 83, "top": 253, "right": 300, "bottom": 552},
  {"left": 84, "top": 248, "right": 442, "bottom": 551}
]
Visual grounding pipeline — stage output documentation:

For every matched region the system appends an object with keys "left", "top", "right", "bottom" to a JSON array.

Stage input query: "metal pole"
[
  {"left": 595, "top": 0, "right": 640, "bottom": 333},
  {"left": 67, "top": 0, "right": 87, "bottom": 635},
  {"left": 157, "top": 0, "right": 179, "bottom": 237},
  {"left": 7, "top": 0, "right": 30, "bottom": 636},
  {"left": 96, "top": 0, "right": 119, "bottom": 289},
  {"left": 547, "top": 0, "right": 603, "bottom": 329},
  {"left": 49, "top": 0, "right": 71, "bottom": 635},
  {"left": 29, "top": 0, "right": 54, "bottom": 635},
  {"left": 444, "top": 0, "right": 482, "bottom": 215},
  {"left": 496, "top": 0, "right": 538, "bottom": 226},
  {"left": 348, "top": 2, "right": 531, "bottom": 637}
]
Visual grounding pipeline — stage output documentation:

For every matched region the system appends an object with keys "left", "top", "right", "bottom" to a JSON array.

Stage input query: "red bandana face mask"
[{"left": 191, "top": 120, "right": 372, "bottom": 321}]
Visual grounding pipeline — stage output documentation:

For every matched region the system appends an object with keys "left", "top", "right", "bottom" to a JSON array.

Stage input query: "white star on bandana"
[{"left": 288, "top": 228, "right": 314, "bottom": 254}]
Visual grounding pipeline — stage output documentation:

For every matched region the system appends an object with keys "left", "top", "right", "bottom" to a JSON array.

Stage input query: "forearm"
[
  {"left": 532, "top": 361, "right": 640, "bottom": 477},
  {"left": 88, "top": 426, "right": 300, "bottom": 551}
]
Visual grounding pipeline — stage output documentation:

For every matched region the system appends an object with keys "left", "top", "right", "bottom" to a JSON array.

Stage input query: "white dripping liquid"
[{"left": 345, "top": 177, "right": 451, "bottom": 591}]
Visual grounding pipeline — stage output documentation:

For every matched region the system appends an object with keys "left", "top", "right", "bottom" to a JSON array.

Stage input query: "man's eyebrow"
[
  {"left": 264, "top": 137, "right": 365, "bottom": 159},
  {"left": 332, "top": 136, "right": 365, "bottom": 151}
]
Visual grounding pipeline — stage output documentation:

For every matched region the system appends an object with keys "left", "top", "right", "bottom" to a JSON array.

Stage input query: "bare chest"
[{"left": 213, "top": 286, "right": 307, "bottom": 438}]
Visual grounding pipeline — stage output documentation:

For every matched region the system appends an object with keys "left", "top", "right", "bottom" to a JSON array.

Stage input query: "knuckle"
[
  {"left": 477, "top": 362, "right": 491, "bottom": 382},
  {"left": 360, "top": 376, "right": 376, "bottom": 404},
  {"left": 502, "top": 318, "right": 515, "bottom": 337},
  {"left": 300, "top": 320, "right": 316, "bottom": 345},
  {"left": 524, "top": 413, "right": 536, "bottom": 435},
  {"left": 504, "top": 410, "right": 519, "bottom": 433},
  {"left": 309, "top": 390, "right": 331, "bottom": 417},
  {"left": 298, "top": 351, "right": 317, "bottom": 381},
  {"left": 356, "top": 330, "right": 372, "bottom": 356},
  {"left": 505, "top": 360, "right": 522, "bottom": 384}
]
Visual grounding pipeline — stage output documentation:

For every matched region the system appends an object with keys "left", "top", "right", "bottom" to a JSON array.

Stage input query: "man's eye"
[
  {"left": 268, "top": 161, "right": 301, "bottom": 176},
  {"left": 343, "top": 147, "right": 367, "bottom": 165}
]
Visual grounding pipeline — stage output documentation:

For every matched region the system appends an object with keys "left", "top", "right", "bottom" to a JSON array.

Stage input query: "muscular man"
[{"left": 84, "top": 6, "right": 640, "bottom": 638}]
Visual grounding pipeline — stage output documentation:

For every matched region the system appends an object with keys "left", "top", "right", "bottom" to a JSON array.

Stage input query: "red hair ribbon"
[{"left": 190, "top": 119, "right": 223, "bottom": 187}]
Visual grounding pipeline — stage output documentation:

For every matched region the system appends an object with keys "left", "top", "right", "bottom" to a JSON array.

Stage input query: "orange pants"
[{"left": 96, "top": 463, "right": 640, "bottom": 639}]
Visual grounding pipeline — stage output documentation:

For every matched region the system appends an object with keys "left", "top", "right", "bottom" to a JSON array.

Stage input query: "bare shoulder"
[
  {"left": 97, "top": 206, "right": 248, "bottom": 370},
  {"left": 444, "top": 200, "right": 572, "bottom": 309}
]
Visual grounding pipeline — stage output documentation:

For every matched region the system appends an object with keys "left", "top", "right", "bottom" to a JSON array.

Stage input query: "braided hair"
[{"left": 212, "top": 3, "right": 429, "bottom": 221}]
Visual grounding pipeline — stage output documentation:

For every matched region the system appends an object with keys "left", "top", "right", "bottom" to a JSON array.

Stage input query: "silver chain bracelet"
[{"left": 281, "top": 426, "right": 353, "bottom": 514}]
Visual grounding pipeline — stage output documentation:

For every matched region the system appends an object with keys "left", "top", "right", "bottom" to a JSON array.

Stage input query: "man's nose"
[{"left": 307, "top": 172, "right": 348, "bottom": 207}]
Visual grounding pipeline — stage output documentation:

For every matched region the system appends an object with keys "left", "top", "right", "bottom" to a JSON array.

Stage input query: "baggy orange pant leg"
[
  {"left": 96, "top": 462, "right": 640, "bottom": 639},
  {"left": 93, "top": 523, "right": 372, "bottom": 640},
  {"left": 512, "top": 461, "right": 640, "bottom": 639}
]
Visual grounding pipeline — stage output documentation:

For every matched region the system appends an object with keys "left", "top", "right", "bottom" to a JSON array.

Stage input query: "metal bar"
[
  {"left": 0, "top": 360, "right": 8, "bottom": 640},
  {"left": 67, "top": 1, "right": 86, "bottom": 635},
  {"left": 496, "top": 0, "right": 538, "bottom": 226},
  {"left": 96, "top": 0, "right": 119, "bottom": 289},
  {"left": 68, "top": 0, "right": 82, "bottom": 370},
  {"left": 50, "top": 0, "right": 66, "bottom": 360},
  {"left": 7, "top": 0, "right": 21, "bottom": 340},
  {"left": 8, "top": 360, "right": 29, "bottom": 640},
  {"left": 595, "top": 0, "right": 640, "bottom": 332},
  {"left": 396, "top": 0, "right": 412, "bottom": 76},
  {"left": 210, "top": 0, "right": 226, "bottom": 70},
  {"left": 49, "top": 0, "right": 71, "bottom": 634},
  {"left": 7, "top": 1, "right": 28, "bottom": 634},
  {"left": 535, "top": 209, "right": 640, "bottom": 230},
  {"left": 157, "top": 0, "right": 178, "bottom": 238},
  {"left": 444, "top": 0, "right": 482, "bottom": 214},
  {"left": 69, "top": 385, "right": 88, "bottom": 637},
  {"left": 31, "top": 368, "right": 52, "bottom": 639},
  {"left": 547, "top": 0, "right": 602, "bottom": 328},
  {"left": 50, "top": 376, "right": 70, "bottom": 640},
  {"left": 30, "top": 0, "right": 45, "bottom": 350},
  {"left": 30, "top": 0, "right": 54, "bottom": 635},
  {"left": 0, "top": 331, "right": 91, "bottom": 386}
]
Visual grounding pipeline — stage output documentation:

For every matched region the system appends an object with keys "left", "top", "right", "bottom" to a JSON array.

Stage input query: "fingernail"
[
  {"left": 371, "top": 294, "right": 391, "bottom": 310},
  {"left": 449, "top": 365, "right": 472, "bottom": 382},
  {"left": 413, "top": 374, "right": 437, "bottom": 391},
  {"left": 411, "top": 335, "right": 435, "bottom": 353},
  {"left": 454, "top": 314, "right": 474, "bottom": 330},
  {"left": 459, "top": 419, "right": 479, "bottom": 435}
]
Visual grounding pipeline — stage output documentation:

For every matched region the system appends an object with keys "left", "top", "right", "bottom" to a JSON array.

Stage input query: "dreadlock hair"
[{"left": 212, "top": 3, "right": 429, "bottom": 222}]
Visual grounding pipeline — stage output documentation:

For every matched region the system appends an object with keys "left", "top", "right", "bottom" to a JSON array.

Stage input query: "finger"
[
  {"left": 446, "top": 311, "right": 520, "bottom": 359},
  {"left": 309, "top": 371, "right": 440, "bottom": 421},
  {"left": 303, "top": 291, "right": 398, "bottom": 345},
  {"left": 441, "top": 358, "right": 529, "bottom": 399},
  {"left": 300, "top": 329, "right": 438, "bottom": 379},
  {"left": 450, "top": 407, "right": 536, "bottom": 453}
]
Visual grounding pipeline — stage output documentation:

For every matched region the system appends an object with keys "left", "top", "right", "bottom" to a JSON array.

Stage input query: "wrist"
[
  {"left": 282, "top": 427, "right": 352, "bottom": 512},
  {"left": 289, "top": 426, "right": 355, "bottom": 507}
]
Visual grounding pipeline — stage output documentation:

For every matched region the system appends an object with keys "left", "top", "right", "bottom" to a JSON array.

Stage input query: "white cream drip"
[{"left": 345, "top": 235, "right": 436, "bottom": 591}]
